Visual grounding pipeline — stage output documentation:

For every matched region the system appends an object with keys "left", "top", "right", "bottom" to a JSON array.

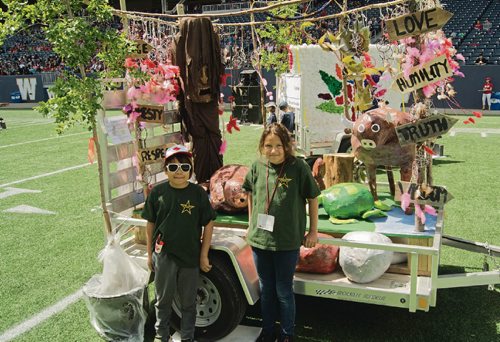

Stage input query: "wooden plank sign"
[
  {"left": 128, "top": 39, "right": 153, "bottom": 58},
  {"left": 137, "top": 104, "right": 164, "bottom": 123},
  {"left": 137, "top": 144, "right": 169, "bottom": 165},
  {"left": 386, "top": 7, "right": 453, "bottom": 41},
  {"left": 396, "top": 114, "right": 458, "bottom": 145},
  {"left": 395, "top": 181, "right": 453, "bottom": 207},
  {"left": 392, "top": 55, "right": 453, "bottom": 94}
]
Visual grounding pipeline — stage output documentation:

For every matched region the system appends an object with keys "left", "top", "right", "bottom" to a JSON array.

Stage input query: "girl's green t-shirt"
[{"left": 243, "top": 157, "right": 320, "bottom": 251}]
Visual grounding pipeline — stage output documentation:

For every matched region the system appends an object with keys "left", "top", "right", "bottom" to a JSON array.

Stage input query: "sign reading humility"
[
  {"left": 392, "top": 55, "right": 453, "bottom": 94},
  {"left": 396, "top": 114, "right": 458, "bottom": 145},
  {"left": 386, "top": 7, "right": 453, "bottom": 41}
]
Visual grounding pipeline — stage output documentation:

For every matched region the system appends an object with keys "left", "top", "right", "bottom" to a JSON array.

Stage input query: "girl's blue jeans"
[{"left": 252, "top": 247, "right": 300, "bottom": 337}]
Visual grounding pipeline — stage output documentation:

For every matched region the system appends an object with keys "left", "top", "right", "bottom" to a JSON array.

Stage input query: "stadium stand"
[{"left": 1, "top": 0, "right": 499, "bottom": 75}]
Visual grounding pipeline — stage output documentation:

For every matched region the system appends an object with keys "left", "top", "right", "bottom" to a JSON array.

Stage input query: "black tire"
[{"left": 170, "top": 253, "right": 247, "bottom": 341}]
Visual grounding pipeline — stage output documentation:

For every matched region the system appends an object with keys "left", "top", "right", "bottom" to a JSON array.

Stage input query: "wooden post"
[{"left": 323, "top": 153, "right": 354, "bottom": 188}]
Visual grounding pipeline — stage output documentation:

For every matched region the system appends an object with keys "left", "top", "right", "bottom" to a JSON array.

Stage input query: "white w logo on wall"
[{"left": 16, "top": 78, "right": 37, "bottom": 101}]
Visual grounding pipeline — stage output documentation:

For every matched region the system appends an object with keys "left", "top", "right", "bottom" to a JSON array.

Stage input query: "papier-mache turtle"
[{"left": 318, "top": 182, "right": 392, "bottom": 224}]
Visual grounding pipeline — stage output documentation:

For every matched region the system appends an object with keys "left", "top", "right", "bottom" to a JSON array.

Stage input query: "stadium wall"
[{"left": 0, "top": 66, "right": 496, "bottom": 109}]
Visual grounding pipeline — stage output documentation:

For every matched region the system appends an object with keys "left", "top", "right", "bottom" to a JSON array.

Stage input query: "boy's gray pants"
[{"left": 153, "top": 251, "right": 199, "bottom": 341}]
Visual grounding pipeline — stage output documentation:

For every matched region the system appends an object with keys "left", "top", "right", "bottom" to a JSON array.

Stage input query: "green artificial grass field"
[{"left": 0, "top": 109, "right": 498, "bottom": 341}]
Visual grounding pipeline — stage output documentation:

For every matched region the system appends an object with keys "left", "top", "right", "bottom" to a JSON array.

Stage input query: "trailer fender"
[{"left": 210, "top": 230, "right": 260, "bottom": 305}]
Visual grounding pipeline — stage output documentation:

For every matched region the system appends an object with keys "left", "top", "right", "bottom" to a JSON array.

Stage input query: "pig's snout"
[{"left": 361, "top": 139, "right": 376, "bottom": 149}]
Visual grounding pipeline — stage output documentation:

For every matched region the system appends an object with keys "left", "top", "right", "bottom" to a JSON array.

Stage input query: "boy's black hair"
[{"left": 165, "top": 153, "right": 194, "bottom": 178}]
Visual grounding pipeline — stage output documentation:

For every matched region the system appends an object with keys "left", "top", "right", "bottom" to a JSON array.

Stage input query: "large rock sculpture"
[{"left": 339, "top": 231, "right": 394, "bottom": 283}]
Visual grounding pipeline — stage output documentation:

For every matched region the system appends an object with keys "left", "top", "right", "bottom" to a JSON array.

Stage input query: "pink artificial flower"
[
  {"left": 400, "top": 192, "right": 411, "bottom": 212},
  {"left": 127, "top": 110, "right": 141, "bottom": 124},
  {"left": 124, "top": 58, "right": 138, "bottom": 69},
  {"left": 143, "top": 58, "right": 156, "bottom": 69},
  {"left": 424, "top": 205, "right": 437, "bottom": 216},
  {"left": 219, "top": 140, "right": 227, "bottom": 155},
  {"left": 127, "top": 87, "right": 141, "bottom": 101},
  {"left": 422, "top": 84, "right": 437, "bottom": 98}
]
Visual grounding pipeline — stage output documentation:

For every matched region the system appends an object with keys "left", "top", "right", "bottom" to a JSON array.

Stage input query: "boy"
[
  {"left": 278, "top": 100, "right": 295, "bottom": 133},
  {"left": 142, "top": 144, "right": 216, "bottom": 342},
  {"left": 265, "top": 101, "right": 277, "bottom": 125}
]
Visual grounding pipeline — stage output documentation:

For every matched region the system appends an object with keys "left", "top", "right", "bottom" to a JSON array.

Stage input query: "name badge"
[{"left": 257, "top": 213, "right": 275, "bottom": 232}]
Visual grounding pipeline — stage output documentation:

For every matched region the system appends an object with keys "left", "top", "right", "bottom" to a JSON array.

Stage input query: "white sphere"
[{"left": 339, "top": 232, "right": 393, "bottom": 283}]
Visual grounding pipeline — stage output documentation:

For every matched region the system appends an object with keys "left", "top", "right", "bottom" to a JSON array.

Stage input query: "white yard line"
[
  {"left": 0, "top": 163, "right": 92, "bottom": 188},
  {"left": 0, "top": 132, "right": 88, "bottom": 149},
  {"left": 7, "top": 121, "right": 54, "bottom": 129},
  {"left": 0, "top": 290, "right": 83, "bottom": 342}
]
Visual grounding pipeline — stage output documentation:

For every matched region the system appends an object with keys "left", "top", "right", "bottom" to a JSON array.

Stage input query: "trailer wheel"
[{"left": 171, "top": 254, "right": 247, "bottom": 341}]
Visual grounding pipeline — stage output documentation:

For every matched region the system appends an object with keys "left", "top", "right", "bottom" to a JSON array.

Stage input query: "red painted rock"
[
  {"left": 296, "top": 233, "right": 339, "bottom": 274},
  {"left": 209, "top": 164, "right": 249, "bottom": 213}
]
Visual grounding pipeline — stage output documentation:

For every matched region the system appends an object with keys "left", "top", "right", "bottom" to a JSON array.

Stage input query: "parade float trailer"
[{"left": 96, "top": 88, "right": 499, "bottom": 341}]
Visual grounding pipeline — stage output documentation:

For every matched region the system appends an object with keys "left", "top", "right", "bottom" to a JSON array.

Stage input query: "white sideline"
[
  {"left": 0, "top": 290, "right": 83, "bottom": 342},
  {"left": 7, "top": 121, "right": 54, "bottom": 129},
  {"left": 0, "top": 132, "right": 88, "bottom": 149},
  {"left": 0, "top": 163, "right": 92, "bottom": 188}
]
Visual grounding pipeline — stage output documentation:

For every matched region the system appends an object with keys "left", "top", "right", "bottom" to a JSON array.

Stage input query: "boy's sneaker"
[
  {"left": 154, "top": 336, "right": 170, "bottom": 342},
  {"left": 256, "top": 330, "right": 277, "bottom": 342}
]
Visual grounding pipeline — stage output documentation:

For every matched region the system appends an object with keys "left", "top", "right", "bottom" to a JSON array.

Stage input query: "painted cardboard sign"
[
  {"left": 129, "top": 39, "right": 153, "bottom": 58},
  {"left": 392, "top": 55, "right": 453, "bottom": 94},
  {"left": 396, "top": 114, "right": 458, "bottom": 145},
  {"left": 137, "top": 104, "right": 164, "bottom": 123},
  {"left": 137, "top": 144, "right": 169, "bottom": 164},
  {"left": 396, "top": 181, "right": 453, "bottom": 207},
  {"left": 386, "top": 7, "right": 453, "bottom": 41}
]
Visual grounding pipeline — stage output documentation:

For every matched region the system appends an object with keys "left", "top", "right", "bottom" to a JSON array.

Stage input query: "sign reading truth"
[
  {"left": 137, "top": 104, "right": 164, "bottom": 123},
  {"left": 137, "top": 144, "right": 169, "bottom": 164},
  {"left": 392, "top": 55, "right": 453, "bottom": 94},
  {"left": 396, "top": 114, "right": 458, "bottom": 145},
  {"left": 386, "top": 7, "right": 453, "bottom": 41},
  {"left": 396, "top": 181, "right": 453, "bottom": 207}
]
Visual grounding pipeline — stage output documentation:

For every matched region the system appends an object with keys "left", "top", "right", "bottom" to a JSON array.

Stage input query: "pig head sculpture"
[
  {"left": 209, "top": 164, "right": 249, "bottom": 213},
  {"left": 351, "top": 107, "right": 415, "bottom": 202}
]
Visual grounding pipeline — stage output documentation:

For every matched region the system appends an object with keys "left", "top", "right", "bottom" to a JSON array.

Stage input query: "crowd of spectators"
[
  {"left": 1, "top": 1, "right": 495, "bottom": 74},
  {"left": 0, "top": 25, "right": 64, "bottom": 75}
]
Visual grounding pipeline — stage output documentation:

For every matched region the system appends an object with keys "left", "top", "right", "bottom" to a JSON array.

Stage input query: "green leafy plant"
[
  {"left": 256, "top": 2, "right": 313, "bottom": 75},
  {"left": 0, "top": 0, "right": 135, "bottom": 133}
]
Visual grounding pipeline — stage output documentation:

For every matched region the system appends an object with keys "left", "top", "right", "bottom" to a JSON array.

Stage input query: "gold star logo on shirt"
[
  {"left": 180, "top": 200, "right": 195, "bottom": 214},
  {"left": 278, "top": 174, "right": 292, "bottom": 188}
]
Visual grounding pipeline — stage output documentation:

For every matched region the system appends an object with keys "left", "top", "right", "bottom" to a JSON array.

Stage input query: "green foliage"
[
  {"left": 0, "top": 0, "right": 134, "bottom": 133},
  {"left": 36, "top": 73, "right": 102, "bottom": 133},
  {"left": 316, "top": 100, "right": 344, "bottom": 114},
  {"left": 256, "top": 2, "right": 312, "bottom": 76},
  {"left": 319, "top": 69, "right": 342, "bottom": 96}
]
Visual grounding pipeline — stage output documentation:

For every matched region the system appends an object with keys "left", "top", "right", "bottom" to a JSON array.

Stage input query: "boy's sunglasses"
[{"left": 166, "top": 163, "right": 191, "bottom": 173}]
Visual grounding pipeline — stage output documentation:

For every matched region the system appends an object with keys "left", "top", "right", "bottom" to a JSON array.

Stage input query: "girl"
[
  {"left": 243, "top": 123, "right": 320, "bottom": 342},
  {"left": 142, "top": 144, "right": 216, "bottom": 342}
]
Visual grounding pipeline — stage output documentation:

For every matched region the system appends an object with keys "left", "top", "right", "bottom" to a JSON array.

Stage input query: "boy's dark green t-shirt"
[
  {"left": 242, "top": 157, "right": 320, "bottom": 251},
  {"left": 141, "top": 182, "right": 216, "bottom": 268}
]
